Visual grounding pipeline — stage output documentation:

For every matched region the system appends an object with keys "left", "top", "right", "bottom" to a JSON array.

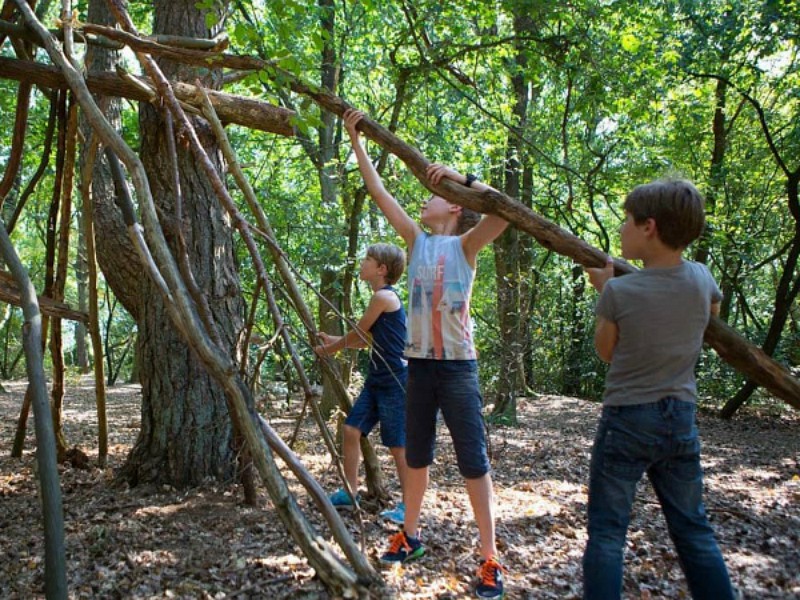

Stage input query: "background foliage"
[{"left": 1, "top": 0, "right": 798, "bottom": 412}]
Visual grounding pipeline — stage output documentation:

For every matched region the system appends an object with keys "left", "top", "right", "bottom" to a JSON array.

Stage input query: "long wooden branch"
[
  {"left": 11, "top": 0, "right": 376, "bottom": 595},
  {"left": 129, "top": 25, "right": 374, "bottom": 575},
  {"left": 0, "top": 17, "right": 232, "bottom": 51},
  {"left": 55, "top": 24, "right": 799, "bottom": 407},
  {"left": 0, "top": 216, "right": 67, "bottom": 600},
  {"left": 7, "top": 91, "right": 57, "bottom": 234},
  {"left": 0, "top": 269, "right": 88, "bottom": 325},
  {"left": 288, "top": 98, "right": 800, "bottom": 410},
  {"left": 200, "top": 89, "right": 375, "bottom": 548},
  {"left": 0, "top": 80, "right": 31, "bottom": 204},
  {"left": 6, "top": 15, "right": 797, "bottom": 407},
  {"left": 0, "top": 56, "right": 295, "bottom": 136},
  {"left": 78, "top": 135, "right": 108, "bottom": 465}
]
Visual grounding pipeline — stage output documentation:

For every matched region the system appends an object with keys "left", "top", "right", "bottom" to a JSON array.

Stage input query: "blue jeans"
[
  {"left": 405, "top": 359, "right": 489, "bottom": 478},
  {"left": 582, "top": 398, "right": 734, "bottom": 600}
]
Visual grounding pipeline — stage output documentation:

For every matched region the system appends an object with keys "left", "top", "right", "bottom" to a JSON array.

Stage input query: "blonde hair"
[{"left": 366, "top": 243, "right": 406, "bottom": 285}]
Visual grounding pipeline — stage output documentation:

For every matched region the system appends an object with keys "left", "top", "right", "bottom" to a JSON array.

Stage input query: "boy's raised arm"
[
  {"left": 344, "top": 110, "right": 421, "bottom": 247},
  {"left": 427, "top": 164, "right": 509, "bottom": 263}
]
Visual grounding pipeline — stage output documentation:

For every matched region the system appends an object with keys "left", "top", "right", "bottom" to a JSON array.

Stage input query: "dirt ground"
[{"left": 0, "top": 378, "right": 798, "bottom": 599}]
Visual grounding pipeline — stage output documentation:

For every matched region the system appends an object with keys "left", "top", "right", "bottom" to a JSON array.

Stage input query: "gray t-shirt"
[{"left": 596, "top": 260, "right": 722, "bottom": 406}]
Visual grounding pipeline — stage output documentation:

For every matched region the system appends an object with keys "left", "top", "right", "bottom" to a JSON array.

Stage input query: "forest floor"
[{"left": 0, "top": 378, "right": 798, "bottom": 599}]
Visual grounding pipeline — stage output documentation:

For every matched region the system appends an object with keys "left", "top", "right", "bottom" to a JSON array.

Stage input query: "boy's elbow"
[{"left": 595, "top": 346, "right": 613, "bottom": 363}]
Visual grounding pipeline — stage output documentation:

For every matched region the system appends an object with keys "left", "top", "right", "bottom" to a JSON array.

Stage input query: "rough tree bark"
[
  {"left": 116, "top": 0, "right": 248, "bottom": 487},
  {"left": 13, "top": 3, "right": 382, "bottom": 594}
]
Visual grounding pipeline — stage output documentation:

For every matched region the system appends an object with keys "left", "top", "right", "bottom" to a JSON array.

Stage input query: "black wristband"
[{"left": 465, "top": 173, "right": 478, "bottom": 187}]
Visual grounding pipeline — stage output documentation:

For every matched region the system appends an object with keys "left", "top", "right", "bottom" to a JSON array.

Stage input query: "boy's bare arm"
[
  {"left": 344, "top": 110, "right": 421, "bottom": 247},
  {"left": 427, "top": 164, "right": 509, "bottom": 263},
  {"left": 462, "top": 214, "right": 509, "bottom": 261},
  {"left": 594, "top": 317, "right": 618, "bottom": 363},
  {"left": 585, "top": 257, "right": 615, "bottom": 294},
  {"left": 585, "top": 257, "right": 618, "bottom": 362},
  {"left": 314, "top": 290, "right": 396, "bottom": 355}
]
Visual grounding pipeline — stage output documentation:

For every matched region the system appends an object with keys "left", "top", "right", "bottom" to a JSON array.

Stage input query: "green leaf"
[
  {"left": 620, "top": 32, "right": 641, "bottom": 53},
  {"left": 204, "top": 11, "right": 219, "bottom": 29}
]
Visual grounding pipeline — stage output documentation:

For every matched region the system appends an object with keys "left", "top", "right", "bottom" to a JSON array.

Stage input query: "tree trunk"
[
  {"left": 720, "top": 174, "right": 800, "bottom": 416},
  {"left": 562, "top": 265, "right": 588, "bottom": 396},
  {"left": 119, "top": 0, "right": 247, "bottom": 487},
  {"left": 319, "top": 266, "right": 343, "bottom": 419},
  {"left": 694, "top": 77, "right": 728, "bottom": 265},
  {"left": 74, "top": 223, "right": 89, "bottom": 371},
  {"left": 491, "top": 9, "right": 533, "bottom": 423}
]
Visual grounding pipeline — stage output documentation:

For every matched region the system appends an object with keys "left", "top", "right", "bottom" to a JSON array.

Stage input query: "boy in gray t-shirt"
[{"left": 582, "top": 178, "right": 735, "bottom": 600}]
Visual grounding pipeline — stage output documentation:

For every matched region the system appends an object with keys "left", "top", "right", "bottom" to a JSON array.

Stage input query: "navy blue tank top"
[{"left": 368, "top": 286, "right": 407, "bottom": 379}]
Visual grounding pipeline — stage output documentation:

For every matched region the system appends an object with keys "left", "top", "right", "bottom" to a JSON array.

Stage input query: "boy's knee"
[
  {"left": 457, "top": 456, "right": 490, "bottom": 479},
  {"left": 461, "top": 466, "right": 490, "bottom": 479},
  {"left": 406, "top": 452, "right": 433, "bottom": 470},
  {"left": 343, "top": 424, "right": 363, "bottom": 439}
]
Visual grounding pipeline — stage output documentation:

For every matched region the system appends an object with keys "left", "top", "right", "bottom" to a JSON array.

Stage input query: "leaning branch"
[
  {"left": 0, "top": 56, "right": 295, "bottom": 136},
  {"left": 296, "top": 102, "right": 800, "bottom": 410},
  {"left": 0, "top": 270, "right": 88, "bottom": 323},
  {"left": 8, "top": 17, "right": 796, "bottom": 406},
  {"left": 12, "top": 0, "right": 377, "bottom": 594}
]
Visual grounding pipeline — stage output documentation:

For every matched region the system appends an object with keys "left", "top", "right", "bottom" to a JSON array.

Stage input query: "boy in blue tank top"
[
  {"left": 344, "top": 109, "right": 509, "bottom": 600},
  {"left": 315, "top": 243, "right": 409, "bottom": 524},
  {"left": 583, "top": 178, "right": 735, "bottom": 600}
]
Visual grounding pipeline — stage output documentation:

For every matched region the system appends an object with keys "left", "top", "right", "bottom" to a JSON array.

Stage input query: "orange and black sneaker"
[
  {"left": 379, "top": 530, "right": 425, "bottom": 564},
  {"left": 475, "top": 555, "right": 506, "bottom": 599}
]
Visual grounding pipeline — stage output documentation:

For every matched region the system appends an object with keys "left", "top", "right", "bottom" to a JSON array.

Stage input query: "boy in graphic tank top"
[{"left": 344, "top": 108, "right": 509, "bottom": 599}]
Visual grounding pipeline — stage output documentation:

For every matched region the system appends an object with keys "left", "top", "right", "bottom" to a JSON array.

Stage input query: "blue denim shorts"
[
  {"left": 345, "top": 370, "right": 407, "bottom": 448},
  {"left": 405, "top": 358, "right": 490, "bottom": 479}
]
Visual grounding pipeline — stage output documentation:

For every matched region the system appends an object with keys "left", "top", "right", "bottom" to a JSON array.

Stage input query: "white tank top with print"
[{"left": 406, "top": 233, "right": 476, "bottom": 360}]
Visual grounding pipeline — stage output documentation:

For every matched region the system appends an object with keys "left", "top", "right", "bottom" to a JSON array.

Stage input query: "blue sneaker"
[
  {"left": 379, "top": 502, "right": 405, "bottom": 525},
  {"left": 379, "top": 530, "right": 425, "bottom": 564},
  {"left": 475, "top": 556, "right": 506, "bottom": 599},
  {"left": 329, "top": 488, "right": 358, "bottom": 510}
]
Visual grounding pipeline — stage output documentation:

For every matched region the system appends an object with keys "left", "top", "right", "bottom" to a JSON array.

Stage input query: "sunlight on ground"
[
  {"left": 727, "top": 550, "right": 780, "bottom": 569},
  {"left": 498, "top": 480, "right": 585, "bottom": 519},
  {"left": 1, "top": 382, "right": 797, "bottom": 598}
]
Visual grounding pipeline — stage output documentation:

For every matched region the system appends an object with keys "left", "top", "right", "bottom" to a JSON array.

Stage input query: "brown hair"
[
  {"left": 366, "top": 243, "right": 406, "bottom": 285},
  {"left": 623, "top": 178, "right": 705, "bottom": 249},
  {"left": 456, "top": 207, "right": 481, "bottom": 235}
]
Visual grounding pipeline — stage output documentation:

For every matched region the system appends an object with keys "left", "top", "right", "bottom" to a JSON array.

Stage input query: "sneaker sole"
[
  {"left": 379, "top": 513, "right": 405, "bottom": 525},
  {"left": 379, "top": 548, "right": 425, "bottom": 565},
  {"left": 475, "top": 591, "right": 505, "bottom": 600}
]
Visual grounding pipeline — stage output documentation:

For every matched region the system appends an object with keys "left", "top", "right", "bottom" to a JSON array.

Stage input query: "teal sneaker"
[
  {"left": 475, "top": 556, "right": 506, "bottom": 599},
  {"left": 379, "top": 502, "right": 405, "bottom": 525},
  {"left": 329, "top": 488, "right": 359, "bottom": 510},
  {"left": 379, "top": 530, "right": 424, "bottom": 564}
]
